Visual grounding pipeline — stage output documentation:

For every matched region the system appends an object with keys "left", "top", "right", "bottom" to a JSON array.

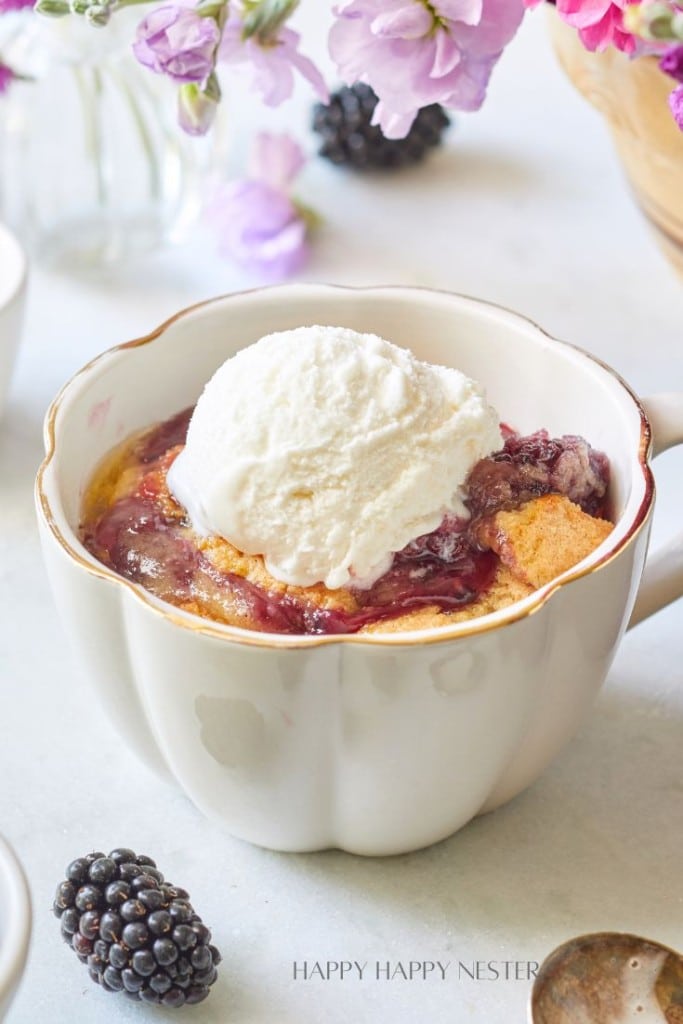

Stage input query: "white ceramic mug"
[
  {"left": 35, "top": 286, "right": 683, "bottom": 856},
  {"left": 0, "top": 223, "right": 27, "bottom": 419},
  {"left": 0, "top": 836, "right": 31, "bottom": 1021}
]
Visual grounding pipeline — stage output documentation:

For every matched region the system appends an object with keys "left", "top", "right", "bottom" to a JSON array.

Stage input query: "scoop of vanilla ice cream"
[{"left": 167, "top": 326, "right": 501, "bottom": 590}]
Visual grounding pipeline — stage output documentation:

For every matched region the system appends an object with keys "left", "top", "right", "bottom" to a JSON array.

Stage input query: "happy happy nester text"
[{"left": 292, "top": 961, "right": 539, "bottom": 982}]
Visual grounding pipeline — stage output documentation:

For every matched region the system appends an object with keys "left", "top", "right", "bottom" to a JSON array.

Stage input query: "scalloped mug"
[
  {"left": 35, "top": 286, "right": 683, "bottom": 855},
  {"left": 0, "top": 836, "right": 31, "bottom": 1021}
]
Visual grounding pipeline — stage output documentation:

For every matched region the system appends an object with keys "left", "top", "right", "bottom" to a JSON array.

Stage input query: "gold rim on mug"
[{"left": 35, "top": 285, "right": 655, "bottom": 650}]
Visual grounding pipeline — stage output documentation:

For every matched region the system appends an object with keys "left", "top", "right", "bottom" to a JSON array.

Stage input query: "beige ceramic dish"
[
  {"left": 550, "top": 12, "right": 683, "bottom": 277},
  {"left": 36, "top": 285, "right": 683, "bottom": 854}
]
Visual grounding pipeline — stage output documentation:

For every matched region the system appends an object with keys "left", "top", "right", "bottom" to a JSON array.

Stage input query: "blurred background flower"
[
  {"left": 328, "top": 0, "right": 526, "bottom": 138},
  {"left": 133, "top": 4, "right": 221, "bottom": 83},
  {"left": 208, "top": 131, "right": 316, "bottom": 280},
  {"left": 219, "top": 0, "right": 328, "bottom": 106},
  {"left": 6, "top": 0, "right": 527, "bottom": 137},
  {"left": 0, "top": 60, "right": 14, "bottom": 92}
]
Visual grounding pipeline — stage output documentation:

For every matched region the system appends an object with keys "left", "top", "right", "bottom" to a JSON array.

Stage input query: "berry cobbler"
[{"left": 80, "top": 327, "right": 613, "bottom": 636}]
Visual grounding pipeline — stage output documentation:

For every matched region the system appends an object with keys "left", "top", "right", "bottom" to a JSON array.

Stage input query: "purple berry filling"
[{"left": 82, "top": 413, "right": 610, "bottom": 635}]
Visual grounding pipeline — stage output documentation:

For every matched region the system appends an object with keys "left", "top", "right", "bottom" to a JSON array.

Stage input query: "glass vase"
[{"left": 0, "top": 13, "right": 219, "bottom": 268}]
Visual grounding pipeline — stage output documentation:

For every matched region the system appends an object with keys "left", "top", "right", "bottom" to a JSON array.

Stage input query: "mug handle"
[{"left": 629, "top": 393, "right": 683, "bottom": 628}]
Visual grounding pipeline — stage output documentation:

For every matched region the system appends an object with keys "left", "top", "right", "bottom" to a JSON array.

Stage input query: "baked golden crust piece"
[
  {"left": 476, "top": 493, "right": 613, "bottom": 590},
  {"left": 361, "top": 495, "right": 613, "bottom": 633},
  {"left": 199, "top": 535, "right": 357, "bottom": 613}
]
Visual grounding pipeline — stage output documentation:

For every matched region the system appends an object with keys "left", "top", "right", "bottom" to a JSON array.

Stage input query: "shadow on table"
[
  {"left": 278, "top": 678, "right": 683, "bottom": 953},
  {"left": 430, "top": 145, "right": 549, "bottom": 196},
  {"left": 0, "top": 404, "right": 45, "bottom": 501}
]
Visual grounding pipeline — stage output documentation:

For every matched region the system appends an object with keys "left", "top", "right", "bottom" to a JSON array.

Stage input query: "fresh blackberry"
[
  {"left": 53, "top": 849, "right": 221, "bottom": 1007},
  {"left": 312, "top": 83, "right": 450, "bottom": 171}
]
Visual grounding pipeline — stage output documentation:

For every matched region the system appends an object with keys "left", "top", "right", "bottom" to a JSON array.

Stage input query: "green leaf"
[
  {"left": 292, "top": 198, "right": 322, "bottom": 231},
  {"left": 195, "top": 1, "right": 224, "bottom": 18},
  {"left": 204, "top": 70, "right": 222, "bottom": 103},
  {"left": 241, "top": 0, "right": 300, "bottom": 44}
]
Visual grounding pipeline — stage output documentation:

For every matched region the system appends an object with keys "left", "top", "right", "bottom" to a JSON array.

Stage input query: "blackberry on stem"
[
  {"left": 313, "top": 83, "right": 450, "bottom": 171},
  {"left": 53, "top": 849, "right": 221, "bottom": 1007}
]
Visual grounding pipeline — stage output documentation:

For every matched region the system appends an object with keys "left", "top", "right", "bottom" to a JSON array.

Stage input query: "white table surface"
[{"left": 1, "top": 9, "right": 682, "bottom": 1024}]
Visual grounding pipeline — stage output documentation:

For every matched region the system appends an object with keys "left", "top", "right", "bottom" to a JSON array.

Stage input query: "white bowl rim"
[
  {"left": 0, "top": 223, "right": 27, "bottom": 316},
  {"left": 0, "top": 835, "right": 31, "bottom": 1012},
  {"left": 36, "top": 283, "right": 654, "bottom": 649}
]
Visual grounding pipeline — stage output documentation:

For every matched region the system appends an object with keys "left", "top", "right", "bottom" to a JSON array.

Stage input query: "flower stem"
[
  {"left": 74, "top": 63, "right": 107, "bottom": 207},
  {"left": 112, "top": 0, "right": 162, "bottom": 10},
  {"left": 111, "top": 64, "right": 161, "bottom": 202}
]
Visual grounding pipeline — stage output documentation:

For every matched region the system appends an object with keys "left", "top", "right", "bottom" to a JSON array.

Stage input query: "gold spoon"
[{"left": 530, "top": 932, "right": 683, "bottom": 1023}]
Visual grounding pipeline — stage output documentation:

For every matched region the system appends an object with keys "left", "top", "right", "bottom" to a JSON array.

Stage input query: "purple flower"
[
  {"left": 209, "top": 133, "right": 311, "bottom": 280},
  {"left": 329, "top": 0, "right": 525, "bottom": 138},
  {"left": 660, "top": 43, "right": 683, "bottom": 83},
  {"left": 248, "top": 131, "right": 305, "bottom": 190},
  {"left": 0, "top": 62, "right": 14, "bottom": 94},
  {"left": 659, "top": 43, "right": 683, "bottom": 130},
  {"left": 133, "top": 4, "right": 220, "bottom": 85},
  {"left": 218, "top": 3, "right": 327, "bottom": 105},
  {"left": 209, "top": 180, "right": 308, "bottom": 279},
  {"left": 0, "top": 0, "right": 34, "bottom": 11}
]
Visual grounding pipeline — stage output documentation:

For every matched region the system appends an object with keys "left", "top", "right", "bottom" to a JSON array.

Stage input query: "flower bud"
[
  {"left": 623, "top": 1, "right": 683, "bottom": 41},
  {"left": 34, "top": 0, "right": 71, "bottom": 15},
  {"left": 133, "top": 5, "right": 220, "bottom": 84},
  {"left": 85, "top": 3, "right": 110, "bottom": 25},
  {"left": 195, "top": 1, "right": 223, "bottom": 18},
  {"left": 177, "top": 82, "right": 218, "bottom": 136}
]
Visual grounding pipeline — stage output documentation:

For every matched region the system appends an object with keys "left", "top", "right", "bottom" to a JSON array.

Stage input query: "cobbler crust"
[
  {"left": 82, "top": 434, "right": 613, "bottom": 634},
  {"left": 362, "top": 494, "right": 612, "bottom": 633}
]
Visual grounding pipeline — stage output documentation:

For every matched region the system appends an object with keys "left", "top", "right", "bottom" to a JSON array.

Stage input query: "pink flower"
[
  {"left": 133, "top": 4, "right": 220, "bottom": 85},
  {"left": 209, "top": 134, "right": 312, "bottom": 280},
  {"left": 0, "top": 0, "right": 34, "bottom": 10},
  {"left": 0, "top": 62, "right": 13, "bottom": 94},
  {"left": 530, "top": 0, "right": 638, "bottom": 53},
  {"left": 660, "top": 44, "right": 683, "bottom": 131},
  {"left": 219, "top": 3, "right": 327, "bottom": 105},
  {"left": 669, "top": 82, "right": 683, "bottom": 129},
  {"left": 329, "top": 0, "right": 525, "bottom": 138},
  {"left": 660, "top": 43, "right": 683, "bottom": 83}
]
